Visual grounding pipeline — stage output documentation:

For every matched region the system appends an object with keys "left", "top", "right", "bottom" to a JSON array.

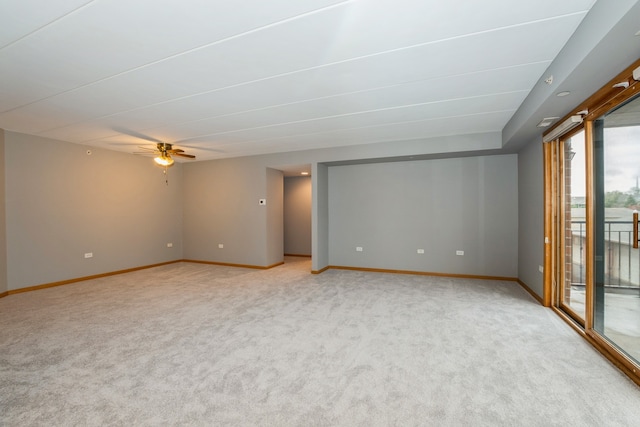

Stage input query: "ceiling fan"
[{"left": 135, "top": 142, "right": 196, "bottom": 167}]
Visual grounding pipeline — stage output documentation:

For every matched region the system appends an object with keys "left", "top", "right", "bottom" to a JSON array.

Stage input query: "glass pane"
[
  {"left": 594, "top": 94, "right": 640, "bottom": 363},
  {"left": 561, "top": 131, "right": 586, "bottom": 320}
]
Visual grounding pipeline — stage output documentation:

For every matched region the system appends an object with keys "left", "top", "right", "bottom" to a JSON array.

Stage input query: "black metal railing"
[{"left": 570, "top": 220, "right": 640, "bottom": 293}]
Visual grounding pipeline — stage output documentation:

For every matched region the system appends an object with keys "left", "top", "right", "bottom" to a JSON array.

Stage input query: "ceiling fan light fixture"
[{"left": 154, "top": 154, "right": 174, "bottom": 167}]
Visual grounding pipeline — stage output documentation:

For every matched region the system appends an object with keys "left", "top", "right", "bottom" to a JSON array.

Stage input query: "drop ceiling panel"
[
  {"left": 312, "top": 0, "right": 594, "bottom": 61},
  {"left": 13, "top": 15, "right": 576, "bottom": 138},
  {"left": 0, "top": 0, "right": 597, "bottom": 159},
  {"left": 0, "top": 0, "right": 345, "bottom": 111},
  {"left": 39, "top": 59, "right": 547, "bottom": 145},
  {"left": 153, "top": 91, "right": 522, "bottom": 148},
  {"left": 0, "top": 0, "right": 93, "bottom": 47},
  {"left": 144, "top": 67, "right": 538, "bottom": 138},
  {"left": 208, "top": 111, "right": 513, "bottom": 158}
]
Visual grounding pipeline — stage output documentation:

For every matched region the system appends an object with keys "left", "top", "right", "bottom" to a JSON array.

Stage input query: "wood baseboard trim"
[
  {"left": 0, "top": 291, "right": 8, "bottom": 299},
  {"left": 182, "top": 259, "right": 284, "bottom": 270},
  {"left": 517, "top": 279, "right": 544, "bottom": 305},
  {"left": 321, "top": 265, "right": 517, "bottom": 282},
  {"left": 284, "top": 254, "right": 312, "bottom": 258},
  {"left": 311, "top": 266, "right": 330, "bottom": 274},
  {"left": 6, "top": 260, "right": 182, "bottom": 296}
]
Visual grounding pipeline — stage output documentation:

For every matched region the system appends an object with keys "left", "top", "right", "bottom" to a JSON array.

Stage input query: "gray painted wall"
[
  {"left": 517, "top": 138, "right": 544, "bottom": 296},
  {"left": 328, "top": 155, "right": 518, "bottom": 277},
  {"left": 182, "top": 156, "right": 273, "bottom": 266},
  {"left": 284, "top": 176, "right": 311, "bottom": 256},
  {"left": 3, "top": 129, "right": 510, "bottom": 289},
  {"left": 312, "top": 163, "right": 329, "bottom": 271},
  {"left": 4, "top": 131, "right": 183, "bottom": 290},
  {"left": 0, "top": 130, "right": 7, "bottom": 294},
  {"left": 266, "top": 168, "right": 284, "bottom": 266}
]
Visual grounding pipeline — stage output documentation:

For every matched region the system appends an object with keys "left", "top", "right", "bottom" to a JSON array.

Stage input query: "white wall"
[
  {"left": 284, "top": 176, "right": 311, "bottom": 256},
  {"left": 518, "top": 138, "right": 545, "bottom": 296},
  {"left": 4, "top": 132, "right": 183, "bottom": 290},
  {"left": 328, "top": 155, "right": 518, "bottom": 277}
]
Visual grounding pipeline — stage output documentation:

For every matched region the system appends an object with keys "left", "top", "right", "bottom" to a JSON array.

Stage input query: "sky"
[{"left": 569, "top": 126, "right": 640, "bottom": 197}]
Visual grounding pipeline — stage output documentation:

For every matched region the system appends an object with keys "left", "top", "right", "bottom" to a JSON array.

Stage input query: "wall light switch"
[
  {"left": 417, "top": 249, "right": 425, "bottom": 254},
  {"left": 167, "top": 243, "right": 173, "bottom": 248},
  {"left": 456, "top": 250, "right": 464, "bottom": 256},
  {"left": 84, "top": 252, "right": 93, "bottom": 259},
  {"left": 218, "top": 244, "right": 224, "bottom": 249},
  {"left": 356, "top": 247, "right": 363, "bottom": 252}
]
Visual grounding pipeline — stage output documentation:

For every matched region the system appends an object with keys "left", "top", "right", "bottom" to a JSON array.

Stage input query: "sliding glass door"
[
  {"left": 592, "top": 94, "right": 640, "bottom": 363},
  {"left": 558, "top": 130, "right": 587, "bottom": 323},
  {"left": 544, "top": 60, "right": 640, "bottom": 384}
]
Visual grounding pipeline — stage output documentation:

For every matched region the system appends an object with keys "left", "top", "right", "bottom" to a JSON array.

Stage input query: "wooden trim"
[
  {"left": 545, "top": 58, "right": 640, "bottom": 138},
  {"left": 551, "top": 305, "right": 640, "bottom": 387},
  {"left": 182, "top": 259, "right": 284, "bottom": 270},
  {"left": 517, "top": 279, "right": 544, "bottom": 305},
  {"left": 283, "top": 254, "right": 312, "bottom": 258},
  {"left": 325, "top": 265, "right": 518, "bottom": 282},
  {"left": 586, "top": 330, "right": 640, "bottom": 387},
  {"left": 584, "top": 119, "right": 595, "bottom": 331},
  {"left": 558, "top": 302, "right": 586, "bottom": 328},
  {"left": 586, "top": 79, "right": 640, "bottom": 122},
  {"left": 0, "top": 291, "right": 8, "bottom": 299},
  {"left": 634, "top": 211, "right": 638, "bottom": 250},
  {"left": 543, "top": 141, "right": 553, "bottom": 307},
  {"left": 311, "top": 266, "right": 330, "bottom": 274},
  {"left": 6, "top": 260, "right": 182, "bottom": 296}
]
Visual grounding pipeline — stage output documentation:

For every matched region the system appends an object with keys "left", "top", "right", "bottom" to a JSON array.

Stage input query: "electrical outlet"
[
  {"left": 417, "top": 249, "right": 425, "bottom": 254},
  {"left": 167, "top": 243, "right": 173, "bottom": 248},
  {"left": 356, "top": 247, "right": 363, "bottom": 252},
  {"left": 456, "top": 250, "right": 464, "bottom": 256},
  {"left": 84, "top": 252, "right": 93, "bottom": 259},
  {"left": 218, "top": 244, "right": 224, "bottom": 249},
  {"left": 539, "top": 265, "right": 544, "bottom": 273}
]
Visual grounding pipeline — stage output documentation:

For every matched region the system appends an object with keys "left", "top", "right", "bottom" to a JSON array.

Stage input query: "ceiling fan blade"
[
  {"left": 173, "top": 153, "right": 196, "bottom": 159},
  {"left": 112, "top": 127, "right": 163, "bottom": 144},
  {"left": 176, "top": 143, "right": 225, "bottom": 153},
  {"left": 167, "top": 148, "right": 184, "bottom": 153},
  {"left": 137, "top": 146, "right": 157, "bottom": 151}
]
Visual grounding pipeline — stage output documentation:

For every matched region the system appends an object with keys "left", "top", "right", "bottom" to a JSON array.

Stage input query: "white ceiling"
[{"left": 0, "top": 0, "right": 597, "bottom": 162}]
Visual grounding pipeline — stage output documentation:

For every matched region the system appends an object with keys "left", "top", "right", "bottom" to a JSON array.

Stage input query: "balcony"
[{"left": 569, "top": 219, "right": 640, "bottom": 362}]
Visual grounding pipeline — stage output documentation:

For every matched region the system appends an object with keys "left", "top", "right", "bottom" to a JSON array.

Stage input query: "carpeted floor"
[{"left": 1, "top": 257, "right": 639, "bottom": 426}]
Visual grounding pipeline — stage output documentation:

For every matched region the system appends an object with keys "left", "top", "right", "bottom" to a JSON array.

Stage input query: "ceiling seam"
[
  {"left": 0, "top": 0, "right": 354, "bottom": 115},
  {"left": 0, "top": 0, "right": 98, "bottom": 51},
  {"left": 72, "top": 60, "right": 551, "bottom": 145},
  {"left": 167, "top": 108, "right": 520, "bottom": 147},
  {"left": 6, "top": 9, "right": 585, "bottom": 120}
]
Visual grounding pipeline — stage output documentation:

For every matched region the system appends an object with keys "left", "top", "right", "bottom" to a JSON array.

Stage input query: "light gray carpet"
[{"left": 1, "top": 257, "right": 639, "bottom": 426}]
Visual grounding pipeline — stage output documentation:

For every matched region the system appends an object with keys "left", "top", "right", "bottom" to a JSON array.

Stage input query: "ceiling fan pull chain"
[{"left": 164, "top": 166, "right": 169, "bottom": 185}]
